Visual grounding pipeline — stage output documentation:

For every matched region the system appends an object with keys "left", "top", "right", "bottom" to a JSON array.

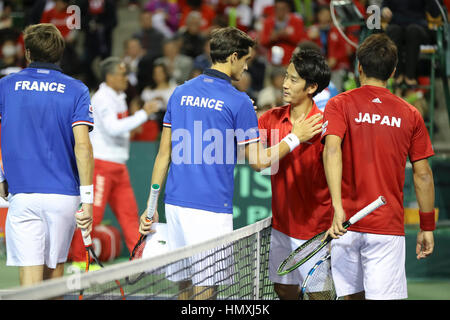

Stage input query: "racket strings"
[
  {"left": 302, "top": 256, "right": 336, "bottom": 300},
  {"left": 126, "top": 236, "right": 148, "bottom": 285},
  {"left": 284, "top": 233, "right": 325, "bottom": 270},
  {"left": 131, "top": 240, "right": 146, "bottom": 260},
  {"left": 130, "top": 235, "right": 146, "bottom": 260}
]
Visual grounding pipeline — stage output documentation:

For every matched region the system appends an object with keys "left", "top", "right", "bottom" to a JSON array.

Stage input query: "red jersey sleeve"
[
  {"left": 258, "top": 112, "right": 269, "bottom": 147},
  {"left": 408, "top": 109, "right": 434, "bottom": 162},
  {"left": 259, "top": 18, "right": 274, "bottom": 47},
  {"left": 321, "top": 96, "right": 347, "bottom": 142}
]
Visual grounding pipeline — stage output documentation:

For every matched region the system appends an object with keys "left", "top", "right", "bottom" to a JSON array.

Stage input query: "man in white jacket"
[{"left": 70, "top": 57, "right": 156, "bottom": 265}]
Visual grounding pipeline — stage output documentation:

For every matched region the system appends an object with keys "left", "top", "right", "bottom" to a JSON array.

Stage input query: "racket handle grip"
[
  {"left": 76, "top": 207, "right": 92, "bottom": 247},
  {"left": 146, "top": 184, "right": 160, "bottom": 220}
]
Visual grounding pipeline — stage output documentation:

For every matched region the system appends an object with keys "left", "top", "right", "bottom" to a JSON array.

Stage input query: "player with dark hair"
[
  {"left": 322, "top": 33, "right": 435, "bottom": 300},
  {"left": 258, "top": 49, "right": 332, "bottom": 299},
  {"left": 139, "top": 27, "right": 323, "bottom": 299},
  {"left": 0, "top": 23, "right": 94, "bottom": 286}
]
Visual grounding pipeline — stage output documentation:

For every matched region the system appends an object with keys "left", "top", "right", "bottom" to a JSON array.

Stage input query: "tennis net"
[{"left": 0, "top": 217, "right": 276, "bottom": 300}]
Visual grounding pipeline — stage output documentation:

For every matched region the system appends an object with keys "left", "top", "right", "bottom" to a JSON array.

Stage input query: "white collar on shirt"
[{"left": 99, "top": 82, "right": 127, "bottom": 101}]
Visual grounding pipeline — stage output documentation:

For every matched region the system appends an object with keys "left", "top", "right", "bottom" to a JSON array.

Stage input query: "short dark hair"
[
  {"left": 357, "top": 33, "right": 398, "bottom": 81},
  {"left": 290, "top": 49, "right": 331, "bottom": 97},
  {"left": 100, "top": 57, "right": 122, "bottom": 81},
  {"left": 23, "top": 23, "right": 65, "bottom": 64},
  {"left": 209, "top": 27, "right": 256, "bottom": 64},
  {"left": 296, "top": 40, "right": 322, "bottom": 55}
]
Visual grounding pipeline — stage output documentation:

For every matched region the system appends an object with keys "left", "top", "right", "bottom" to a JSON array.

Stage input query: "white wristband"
[
  {"left": 80, "top": 185, "right": 94, "bottom": 204},
  {"left": 0, "top": 169, "right": 5, "bottom": 183},
  {"left": 282, "top": 133, "right": 301, "bottom": 152}
]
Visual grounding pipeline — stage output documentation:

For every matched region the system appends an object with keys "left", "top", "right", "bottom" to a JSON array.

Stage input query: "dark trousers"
[{"left": 386, "top": 24, "right": 430, "bottom": 79}]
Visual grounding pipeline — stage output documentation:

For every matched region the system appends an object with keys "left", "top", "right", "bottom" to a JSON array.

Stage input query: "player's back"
[
  {"left": 323, "top": 85, "right": 433, "bottom": 235},
  {"left": 163, "top": 71, "right": 259, "bottom": 214},
  {"left": 0, "top": 63, "right": 92, "bottom": 195}
]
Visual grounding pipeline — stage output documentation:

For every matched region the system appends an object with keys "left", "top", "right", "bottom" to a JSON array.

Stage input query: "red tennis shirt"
[
  {"left": 321, "top": 85, "right": 434, "bottom": 236},
  {"left": 258, "top": 103, "right": 332, "bottom": 240}
]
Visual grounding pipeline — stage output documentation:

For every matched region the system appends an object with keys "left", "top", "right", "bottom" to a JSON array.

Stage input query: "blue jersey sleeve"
[
  {"left": 234, "top": 96, "right": 260, "bottom": 146},
  {"left": 0, "top": 80, "right": 3, "bottom": 120},
  {"left": 72, "top": 86, "right": 94, "bottom": 131},
  {"left": 162, "top": 90, "right": 173, "bottom": 128}
]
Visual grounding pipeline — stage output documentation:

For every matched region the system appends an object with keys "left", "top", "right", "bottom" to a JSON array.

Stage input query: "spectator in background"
[
  {"left": 382, "top": 0, "right": 440, "bottom": 86},
  {"left": 69, "top": 57, "right": 156, "bottom": 268},
  {"left": 155, "top": 37, "right": 193, "bottom": 85},
  {"left": 306, "top": 5, "right": 332, "bottom": 56},
  {"left": 0, "top": 0, "right": 13, "bottom": 30},
  {"left": 137, "top": 61, "right": 177, "bottom": 139},
  {"left": 133, "top": 10, "right": 166, "bottom": 58},
  {"left": 257, "top": 66, "right": 285, "bottom": 109},
  {"left": 193, "top": 38, "right": 212, "bottom": 71},
  {"left": 218, "top": 0, "right": 253, "bottom": 32},
  {"left": 307, "top": 5, "right": 357, "bottom": 92},
  {"left": 252, "top": 0, "right": 274, "bottom": 22},
  {"left": 259, "top": 0, "right": 306, "bottom": 66},
  {"left": 77, "top": 0, "right": 118, "bottom": 89},
  {"left": 40, "top": 0, "right": 80, "bottom": 76},
  {"left": 178, "top": 0, "right": 216, "bottom": 33},
  {"left": 178, "top": 11, "right": 206, "bottom": 59},
  {"left": 141, "top": 62, "right": 177, "bottom": 122},
  {"left": 246, "top": 45, "right": 267, "bottom": 95},
  {"left": 122, "top": 37, "right": 145, "bottom": 105},
  {"left": 0, "top": 38, "right": 24, "bottom": 76},
  {"left": 40, "top": 0, "right": 72, "bottom": 39},
  {"left": 122, "top": 37, "right": 145, "bottom": 91},
  {"left": 0, "top": 1, "right": 23, "bottom": 76},
  {"left": 129, "top": 96, "right": 160, "bottom": 141},
  {"left": 232, "top": 70, "right": 257, "bottom": 102},
  {"left": 144, "top": 0, "right": 180, "bottom": 36}
]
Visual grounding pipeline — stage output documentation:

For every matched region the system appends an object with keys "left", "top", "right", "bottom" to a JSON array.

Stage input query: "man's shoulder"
[
  {"left": 261, "top": 104, "right": 289, "bottom": 118},
  {"left": 60, "top": 74, "right": 90, "bottom": 94},
  {"left": 91, "top": 84, "right": 116, "bottom": 102},
  {"left": 258, "top": 105, "right": 289, "bottom": 128},
  {"left": 0, "top": 69, "right": 89, "bottom": 94},
  {"left": 0, "top": 68, "right": 28, "bottom": 83}
]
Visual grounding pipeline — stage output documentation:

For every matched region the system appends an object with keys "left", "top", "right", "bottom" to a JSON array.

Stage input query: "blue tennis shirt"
[
  {"left": 0, "top": 62, "right": 93, "bottom": 195},
  {"left": 162, "top": 69, "right": 259, "bottom": 213}
]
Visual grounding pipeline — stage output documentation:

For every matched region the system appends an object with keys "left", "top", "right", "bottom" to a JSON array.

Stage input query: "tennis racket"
[
  {"left": 277, "top": 196, "right": 386, "bottom": 276},
  {"left": 300, "top": 253, "right": 337, "bottom": 300},
  {"left": 76, "top": 206, "right": 125, "bottom": 300},
  {"left": 125, "top": 184, "right": 160, "bottom": 285},
  {"left": 129, "top": 184, "right": 160, "bottom": 260}
]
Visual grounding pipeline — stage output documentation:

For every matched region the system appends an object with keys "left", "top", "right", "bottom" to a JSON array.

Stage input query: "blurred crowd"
[{"left": 0, "top": 0, "right": 449, "bottom": 141}]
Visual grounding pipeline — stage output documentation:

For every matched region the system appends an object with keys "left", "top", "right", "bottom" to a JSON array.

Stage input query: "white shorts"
[
  {"left": 330, "top": 231, "right": 407, "bottom": 300},
  {"left": 5, "top": 193, "right": 79, "bottom": 269},
  {"left": 269, "top": 228, "right": 328, "bottom": 286},
  {"left": 165, "top": 204, "right": 234, "bottom": 286}
]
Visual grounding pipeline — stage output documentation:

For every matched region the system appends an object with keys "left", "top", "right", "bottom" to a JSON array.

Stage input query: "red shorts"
[{"left": 69, "top": 159, "right": 140, "bottom": 261}]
